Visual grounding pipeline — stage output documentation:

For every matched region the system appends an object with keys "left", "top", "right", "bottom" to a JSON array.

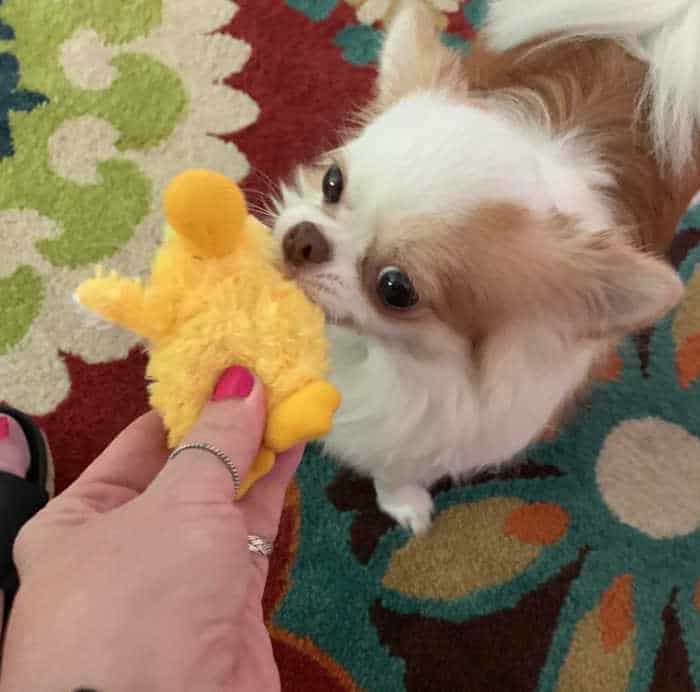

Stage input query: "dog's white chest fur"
[
  {"left": 323, "top": 325, "right": 599, "bottom": 533},
  {"left": 323, "top": 326, "right": 480, "bottom": 488}
]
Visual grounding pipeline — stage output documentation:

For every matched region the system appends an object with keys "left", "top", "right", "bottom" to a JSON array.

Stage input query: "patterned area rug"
[{"left": 1, "top": 2, "right": 699, "bottom": 690}]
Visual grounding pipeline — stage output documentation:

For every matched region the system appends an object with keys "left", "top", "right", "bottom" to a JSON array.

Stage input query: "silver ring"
[
  {"left": 248, "top": 534, "right": 274, "bottom": 557},
  {"left": 168, "top": 442, "right": 240, "bottom": 497}
]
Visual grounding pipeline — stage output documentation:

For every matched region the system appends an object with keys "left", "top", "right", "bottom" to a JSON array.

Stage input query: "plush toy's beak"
[{"left": 163, "top": 169, "right": 248, "bottom": 259}]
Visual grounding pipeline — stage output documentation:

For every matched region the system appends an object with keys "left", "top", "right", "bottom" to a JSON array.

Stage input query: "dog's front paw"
[{"left": 375, "top": 482, "right": 434, "bottom": 535}]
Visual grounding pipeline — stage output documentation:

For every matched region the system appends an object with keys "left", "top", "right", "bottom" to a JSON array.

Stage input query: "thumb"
[{"left": 147, "top": 366, "right": 267, "bottom": 505}]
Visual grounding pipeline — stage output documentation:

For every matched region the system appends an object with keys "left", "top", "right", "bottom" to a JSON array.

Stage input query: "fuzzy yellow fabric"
[{"left": 76, "top": 169, "right": 340, "bottom": 497}]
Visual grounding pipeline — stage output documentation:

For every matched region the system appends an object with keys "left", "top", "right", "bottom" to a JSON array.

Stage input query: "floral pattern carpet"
[{"left": 1, "top": 1, "right": 699, "bottom": 690}]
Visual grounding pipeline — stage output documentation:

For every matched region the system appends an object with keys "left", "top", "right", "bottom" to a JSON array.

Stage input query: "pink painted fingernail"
[
  {"left": 0, "top": 417, "right": 9, "bottom": 440},
  {"left": 213, "top": 366, "right": 255, "bottom": 401}
]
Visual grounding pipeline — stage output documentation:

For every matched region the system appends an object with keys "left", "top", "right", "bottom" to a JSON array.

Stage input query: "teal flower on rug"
[
  {"left": 277, "top": 205, "right": 700, "bottom": 691},
  {"left": 334, "top": 24, "right": 382, "bottom": 65},
  {"left": 287, "top": 0, "right": 340, "bottom": 21}
]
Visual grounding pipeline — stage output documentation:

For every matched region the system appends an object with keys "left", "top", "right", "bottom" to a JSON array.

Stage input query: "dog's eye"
[
  {"left": 377, "top": 267, "right": 418, "bottom": 310},
  {"left": 322, "top": 164, "right": 344, "bottom": 204}
]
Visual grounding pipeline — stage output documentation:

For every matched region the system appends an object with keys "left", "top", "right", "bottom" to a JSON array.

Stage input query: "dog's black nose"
[{"left": 283, "top": 222, "right": 331, "bottom": 267}]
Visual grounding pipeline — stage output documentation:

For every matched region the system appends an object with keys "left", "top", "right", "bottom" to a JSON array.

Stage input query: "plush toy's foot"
[
  {"left": 237, "top": 382, "right": 340, "bottom": 497},
  {"left": 238, "top": 447, "right": 275, "bottom": 498},
  {"left": 265, "top": 381, "right": 341, "bottom": 452}
]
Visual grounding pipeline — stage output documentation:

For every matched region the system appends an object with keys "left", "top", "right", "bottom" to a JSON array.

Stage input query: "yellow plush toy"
[{"left": 76, "top": 169, "right": 340, "bottom": 497}]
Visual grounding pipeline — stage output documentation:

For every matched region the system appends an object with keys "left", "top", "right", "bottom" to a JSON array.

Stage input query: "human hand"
[{"left": 0, "top": 368, "right": 303, "bottom": 692}]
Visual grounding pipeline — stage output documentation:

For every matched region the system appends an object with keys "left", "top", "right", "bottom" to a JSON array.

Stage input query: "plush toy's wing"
[{"left": 75, "top": 270, "right": 154, "bottom": 340}]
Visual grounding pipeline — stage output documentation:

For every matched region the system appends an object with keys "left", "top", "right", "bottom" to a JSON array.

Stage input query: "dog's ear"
[
  {"left": 571, "top": 238, "right": 683, "bottom": 337},
  {"left": 377, "top": 3, "right": 459, "bottom": 103},
  {"left": 550, "top": 230, "right": 683, "bottom": 340}
]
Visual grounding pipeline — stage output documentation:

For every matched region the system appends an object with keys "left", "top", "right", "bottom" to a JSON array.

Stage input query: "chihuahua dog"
[{"left": 273, "top": 0, "right": 699, "bottom": 533}]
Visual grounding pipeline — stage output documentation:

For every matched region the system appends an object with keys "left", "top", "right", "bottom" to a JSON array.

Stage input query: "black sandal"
[{"left": 0, "top": 406, "right": 53, "bottom": 627}]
